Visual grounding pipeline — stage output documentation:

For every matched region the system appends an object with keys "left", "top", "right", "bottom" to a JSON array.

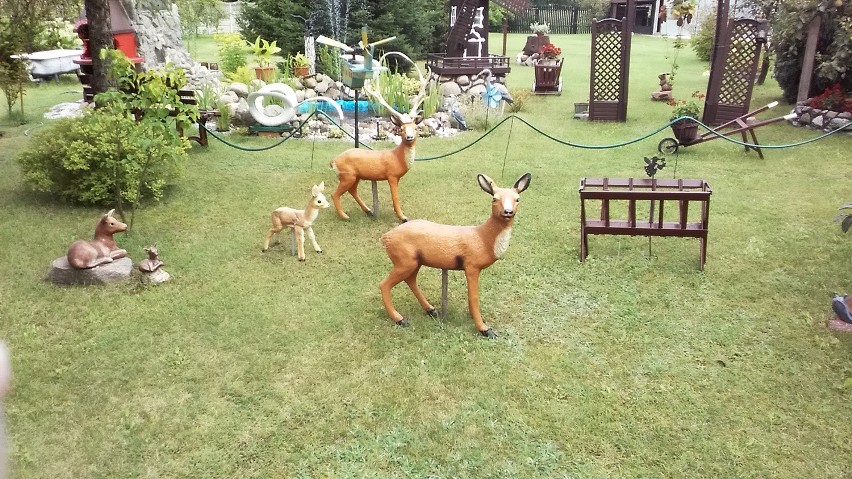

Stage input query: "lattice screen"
[
  {"left": 703, "top": 19, "right": 766, "bottom": 126},
  {"left": 589, "top": 18, "right": 630, "bottom": 121}
]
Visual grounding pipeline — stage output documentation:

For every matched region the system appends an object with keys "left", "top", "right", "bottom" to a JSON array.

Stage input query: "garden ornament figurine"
[
  {"left": 138, "top": 245, "right": 164, "bottom": 272},
  {"left": 262, "top": 182, "right": 329, "bottom": 261},
  {"left": 448, "top": 96, "right": 468, "bottom": 131},
  {"left": 379, "top": 173, "right": 532, "bottom": 338},
  {"left": 476, "top": 69, "right": 514, "bottom": 112},
  {"left": 66, "top": 209, "right": 128, "bottom": 269},
  {"left": 831, "top": 293, "right": 852, "bottom": 324},
  {"left": 138, "top": 245, "right": 170, "bottom": 284},
  {"left": 330, "top": 55, "right": 429, "bottom": 223}
]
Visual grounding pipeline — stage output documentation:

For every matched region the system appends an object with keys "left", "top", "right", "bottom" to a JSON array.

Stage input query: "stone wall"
[
  {"left": 125, "top": 0, "right": 193, "bottom": 70},
  {"left": 789, "top": 101, "right": 852, "bottom": 134}
]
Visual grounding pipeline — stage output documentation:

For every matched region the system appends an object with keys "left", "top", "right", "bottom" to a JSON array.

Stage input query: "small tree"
[{"left": 0, "top": 17, "right": 27, "bottom": 115}]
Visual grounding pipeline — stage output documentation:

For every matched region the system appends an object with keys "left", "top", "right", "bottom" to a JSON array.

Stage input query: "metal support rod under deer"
[
  {"left": 379, "top": 173, "right": 532, "bottom": 338},
  {"left": 330, "top": 52, "right": 428, "bottom": 222}
]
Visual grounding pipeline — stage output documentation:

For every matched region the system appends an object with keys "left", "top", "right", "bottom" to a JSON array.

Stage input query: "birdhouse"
[
  {"left": 74, "top": 0, "right": 143, "bottom": 102},
  {"left": 74, "top": 0, "right": 141, "bottom": 62}
]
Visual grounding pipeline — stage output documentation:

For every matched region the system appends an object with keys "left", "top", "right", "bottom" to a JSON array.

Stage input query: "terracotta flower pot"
[
  {"left": 254, "top": 66, "right": 274, "bottom": 81},
  {"left": 294, "top": 66, "right": 310, "bottom": 78}
]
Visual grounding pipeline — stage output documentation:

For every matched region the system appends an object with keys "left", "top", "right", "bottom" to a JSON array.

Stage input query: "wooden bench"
[
  {"left": 579, "top": 177, "right": 712, "bottom": 270},
  {"left": 176, "top": 89, "right": 220, "bottom": 147}
]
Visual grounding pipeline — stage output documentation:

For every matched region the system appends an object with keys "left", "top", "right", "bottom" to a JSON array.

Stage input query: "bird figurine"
[
  {"left": 832, "top": 293, "right": 852, "bottom": 324},
  {"left": 449, "top": 96, "right": 468, "bottom": 131},
  {"left": 477, "top": 68, "right": 514, "bottom": 110}
]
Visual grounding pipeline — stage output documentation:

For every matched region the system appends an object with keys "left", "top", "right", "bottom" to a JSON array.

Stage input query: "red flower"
[{"left": 538, "top": 43, "right": 562, "bottom": 59}]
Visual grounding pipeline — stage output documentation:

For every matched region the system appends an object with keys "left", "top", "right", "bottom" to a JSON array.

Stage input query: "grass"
[{"left": 0, "top": 33, "right": 851, "bottom": 478}]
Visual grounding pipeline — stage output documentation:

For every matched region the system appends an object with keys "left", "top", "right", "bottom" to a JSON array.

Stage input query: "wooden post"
[
  {"left": 502, "top": 16, "right": 508, "bottom": 57},
  {"left": 797, "top": 11, "right": 823, "bottom": 103},
  {"left": 441, "top": 269, "right": 449, "bottom": 319},
  {"left": 290, "top": 228, "right": 297, "bottom": 256}
]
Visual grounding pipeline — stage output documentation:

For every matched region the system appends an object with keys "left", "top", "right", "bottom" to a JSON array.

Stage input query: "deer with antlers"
[
  {"left": 262, "top": 182, "right": 330, "bottom": 261},
  {"left": 330, "top": 55, "right": 429, "bottom": 223},
  {"left": 379, "top": 173, "right": 532, "bottom": 338}
]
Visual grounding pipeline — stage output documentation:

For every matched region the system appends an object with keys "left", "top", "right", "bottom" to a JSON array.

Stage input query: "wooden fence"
[{"left": 506, "top": 7, "right": 595, "bottom": 35}]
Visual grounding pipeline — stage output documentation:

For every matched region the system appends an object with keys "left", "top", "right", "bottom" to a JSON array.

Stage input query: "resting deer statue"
[
  {"left": 379, "top": 173, "right": 532, "bottom": 338},
  {"left": 330, "top": 53, "right": 429, "bottom": 222},
  {"left": 66, "top": 209, "right": 128, "bottom": 269},
  {"left": 262, "top": 182, "right": 329, "bottom": 261}
]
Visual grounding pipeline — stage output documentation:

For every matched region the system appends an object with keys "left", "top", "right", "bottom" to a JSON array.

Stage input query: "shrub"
[
  {"left": 691, "top": 10, "right": 716, "bottom": 62},
  {"left": 17, "top": 50, "right": 193, "bottom": 211},
  {"left": 214, "top": 32, "right": 247, "bottom": 74},
  {"left": 773, "top": 1, "right": 852, "bottom": 102},
  {"left": 316, "top": 44, "right": 341, "bottom": 81},
  {"left": 17, "top": 111, "right": 186, "bottom": 205},
  {"left": 0, "top": 17, "right": 27, "bottom": 114},
  {"left": 33, "top": 18, "right": 81, "bottom": 50},
  {"left": 506, "top": 88, "right": 531, "bottom": 113},
  {"left": 809, "top": 83, "right": 852, "bottom": 113}
]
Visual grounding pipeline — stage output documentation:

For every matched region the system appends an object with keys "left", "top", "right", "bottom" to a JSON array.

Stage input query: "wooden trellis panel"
[
  {"left": 588, "top": 16, "right": 632, "bottom": 121},
  {"left": 702, "top": 19, "right": 766, "bottom": 126}
]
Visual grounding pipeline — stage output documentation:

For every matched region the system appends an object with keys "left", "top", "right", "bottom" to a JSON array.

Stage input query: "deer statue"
[
  {"left": 330, "top": 53, "right": 429, "bottom": 223},
  {"left": 262, "top": 182, "right": 330, "bottom": 261},
  {"left": 379, "top": 173, "right": 532, "bottom": 338},
  {"left": 66, "top": 209, "right": 128, "bottom": 269}
]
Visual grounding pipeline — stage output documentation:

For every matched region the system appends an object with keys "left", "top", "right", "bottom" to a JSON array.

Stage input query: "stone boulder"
[{"left": 48, "top": 257, "right": 133, "bottom": 285}]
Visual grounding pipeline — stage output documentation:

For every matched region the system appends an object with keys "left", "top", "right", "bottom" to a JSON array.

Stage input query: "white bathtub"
[{"left": 12, "top": 49, "right": 84, "bottom": 79}]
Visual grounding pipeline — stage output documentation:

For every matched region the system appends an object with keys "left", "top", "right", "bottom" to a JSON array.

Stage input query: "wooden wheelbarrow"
[{"left": 657, "top": 102, "right": 797, "bottom": 159}]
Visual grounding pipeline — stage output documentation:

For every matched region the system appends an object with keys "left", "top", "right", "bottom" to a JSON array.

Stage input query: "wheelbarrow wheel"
[{"left": 658, "top": 138, "right": 679, "bottom": 155}]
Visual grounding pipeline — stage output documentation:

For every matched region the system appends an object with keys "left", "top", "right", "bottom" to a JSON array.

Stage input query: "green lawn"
[{"left": 0, "top": 33, "right": 850, "bottom": 478}]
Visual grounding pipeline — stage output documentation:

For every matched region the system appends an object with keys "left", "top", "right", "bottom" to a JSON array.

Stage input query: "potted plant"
[
  {"left": 250, "top": 36, "right": 280, "bottom": 81},
  {"left": 530, "top": 22, "right": 550, "bottom": 36},
  {"left": 290, "top": 53, "right": 310, "bottom": 78},
  {"left": 667, "top": 91, "right": 704, "bottom": 143},
  {"left": 537, "top": 43, "right": 562, "bottom": 65}
]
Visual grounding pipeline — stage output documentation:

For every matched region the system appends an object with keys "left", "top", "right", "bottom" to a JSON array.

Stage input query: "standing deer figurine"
[
  {"left": 66, "top": 209, "right": 128, "bottom": 269},
  {"left": 330, "top": 54, "right": 429, "bottom": 222},
  {"left": 379, "top": 173, "right": 532, "bottom": 338},
  {"left": 262, "top": 182, "right": 329, "bottom": 261}
]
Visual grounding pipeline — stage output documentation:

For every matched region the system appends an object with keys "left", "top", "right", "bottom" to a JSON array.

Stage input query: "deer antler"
[{"left": 364, "top": 52, "right": 430, "bottom": 118}]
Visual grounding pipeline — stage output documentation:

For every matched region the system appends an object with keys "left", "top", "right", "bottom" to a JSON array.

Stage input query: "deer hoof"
[
  {"left": 480, "top": 328, "right": 496, "bottom": 339},
  {"left": 365, "top": 210, "right": 375, "bottom": 217},
  {"left": 316, "top": 250, "right": 323, "bottom": 254},
  {"left": 426, "top": 308, "right": 438, "bottom": 318},
  {"left": 298, "top": 258, "right": 306, "bottom": 262},
  {"left": 395, "top": 318, "right": 409, "bottom": 328}
]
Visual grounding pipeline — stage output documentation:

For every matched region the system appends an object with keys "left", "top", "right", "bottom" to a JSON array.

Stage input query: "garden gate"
[
  {"left": 588, "top": 3, "right": 634, "bottom": 122},
  {"left": 702, "top": 18, "right": 767, "bottom": 126}
]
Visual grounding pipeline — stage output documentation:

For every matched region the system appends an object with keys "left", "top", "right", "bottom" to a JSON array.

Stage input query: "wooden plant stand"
[
  {"left": 532, "top": 58, "right": 563, "bottom": 95},
  {"left": 579, "top": 177, "right": 712, "bottom": 270}
]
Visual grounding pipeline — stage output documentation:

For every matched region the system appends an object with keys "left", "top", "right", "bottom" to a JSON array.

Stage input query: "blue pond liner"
[{"left": 297, "top": 99, "right": 376, "bottom": 114}]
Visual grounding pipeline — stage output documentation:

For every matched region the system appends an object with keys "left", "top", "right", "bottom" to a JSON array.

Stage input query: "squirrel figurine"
[{"left": 138, "top": 246, "right": 164, "bottom": 273}]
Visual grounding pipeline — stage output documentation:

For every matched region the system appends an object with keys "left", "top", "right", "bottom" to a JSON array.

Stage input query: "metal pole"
[{"left": 441, "top": 269, "right": 449, "bottom": 319}]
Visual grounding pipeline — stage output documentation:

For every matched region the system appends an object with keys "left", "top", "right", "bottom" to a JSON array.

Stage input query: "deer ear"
[
  {"left": 390, "top": 115, "right": 402, "bottom": 127},
  {"left": 477, "top": 174, "right": 495, "bottom": 195},
  {"left": 312, "top": 184, "right": 320, "bottom": 197},
  {"left": 514, "top": 173, "right": 532, "bottom": 193},
  {"left": 106, "top": 209, "right": 115, "bottom": 218},
  {"left": 318, "top": 181, "right": 325, "bottom": 192},
  {"left": 414, "top": 111, "right": 424, "bottom": 124}
]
